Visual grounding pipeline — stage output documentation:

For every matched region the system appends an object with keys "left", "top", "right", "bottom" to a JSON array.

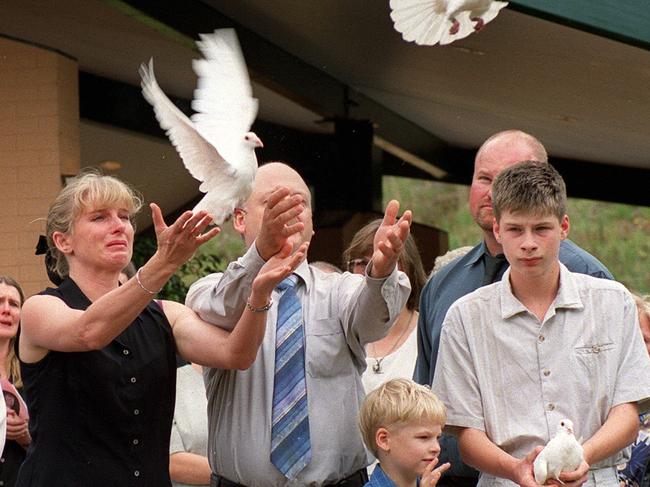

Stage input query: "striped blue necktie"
[{"left": 271, "top": 275, "right": 311, "bottom": 479}]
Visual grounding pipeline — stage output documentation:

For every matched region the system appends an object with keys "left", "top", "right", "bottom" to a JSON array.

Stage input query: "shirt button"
[
  {"left": 134, "top": 470, "right": 140, "bottom": 477},
  {"left": 123, "top": 349, "right": 130, "bottom": 356},
  {"left": 133, "top": 438, "right": 139, "bottom": 445},
  {"left": 547, "top": 403, "right": 555, "bottom": 411},
  {"left": 538, "top": 335, "right": 545, "bottom": 342},
  {"left": 543, "top": 369, "right": 551, "bottom": 377},
  {"left": 130, "top": 377, "right": 137, "bottom": 383},
  {"left": 134, "top": 409, "right": 140, "bottom": 415}
]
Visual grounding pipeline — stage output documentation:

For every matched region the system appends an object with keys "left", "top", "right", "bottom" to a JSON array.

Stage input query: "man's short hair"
[
  {"left": 492, "top": 161, "right": 567, "bottom": 221},
  {"left": 359, "top": 379, "right": 446, "bottom": 457}
]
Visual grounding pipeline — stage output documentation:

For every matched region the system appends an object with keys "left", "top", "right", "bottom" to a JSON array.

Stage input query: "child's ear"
[{"left": 376, "top": 427, "right": 390, "bottom": 452}]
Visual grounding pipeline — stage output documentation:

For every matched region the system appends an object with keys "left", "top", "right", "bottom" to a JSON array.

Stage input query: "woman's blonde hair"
[
  {"left": 46, "top": 170, "right": 143, "bottom": 279},
  {"left": 359, "top": 378, "right": 446, "bottom": 457}
]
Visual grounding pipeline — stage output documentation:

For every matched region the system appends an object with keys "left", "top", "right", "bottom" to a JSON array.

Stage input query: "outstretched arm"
[
  {"left": 340, "top": 200, "right": 412, "bottom": 348},
  {"left": 20, "top": 204, "right": 219, "bottom": 362},
  {"left": 369, "top": 200, "right": 412, "bottom": 278},
  {"left": 186, "top": 186, "right": 306, "bottom": 329},
  {"left": 170, "top": 242, "right": 309, "bottom": 369}
]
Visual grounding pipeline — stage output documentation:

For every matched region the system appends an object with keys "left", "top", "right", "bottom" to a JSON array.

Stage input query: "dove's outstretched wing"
[
  {"left": 191, "top": 29, "right": 259, "bottom": 174},
  {"left": 139, "top": 59, "right": 236, "bottom": 194}
]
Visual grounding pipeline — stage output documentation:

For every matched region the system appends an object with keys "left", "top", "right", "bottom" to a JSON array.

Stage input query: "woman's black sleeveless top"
[{"left": 16, "top": 278, "right": 176, "bottom": 487}]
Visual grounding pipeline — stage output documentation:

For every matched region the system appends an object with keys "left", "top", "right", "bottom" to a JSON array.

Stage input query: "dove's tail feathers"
[
  {"left": 192, "top": 197, "right": 234, "bottom": 227},
  {"left": 390, "top": 0, "right": 448, "bottom": 45}
]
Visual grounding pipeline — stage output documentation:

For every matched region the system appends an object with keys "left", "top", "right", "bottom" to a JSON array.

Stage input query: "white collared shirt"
[
  {"left": 186, "top": 244, "right": 410, "bottom": 486},
  {"left": 433, "top": 263, "right": 650, "bottom": 486}
]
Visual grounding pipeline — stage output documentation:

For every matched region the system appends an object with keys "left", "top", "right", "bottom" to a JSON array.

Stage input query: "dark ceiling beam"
[
  {"left": 384, "top": 148, "right": 650, "bottom": 207},
  {"left": 91, "top": 2, "right": 650, "bottom": 208},
  {"left": 115, "top": 0, "right": 455, "bottom": 175},
  {"left": 78, "top": 70, "right": 331, "bottom": 170},
  {"left": 509, "top": 1, "right": 650, "bottom": 51},
  {"left": 80, "top": 65, "right": 650, "bottom": 208}
]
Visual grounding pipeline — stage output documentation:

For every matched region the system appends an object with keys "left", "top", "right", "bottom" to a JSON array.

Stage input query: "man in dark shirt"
[{"left": 414, "top": 130, "right": 612, "bottom": 487}]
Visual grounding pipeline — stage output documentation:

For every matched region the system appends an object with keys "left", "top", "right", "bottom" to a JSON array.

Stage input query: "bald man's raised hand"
[
  {"left": 370, "top": 200, "right": 412, "bottom": 278},
  {"left": 255, "top": 186, "right": 306, "bottom": 261}
]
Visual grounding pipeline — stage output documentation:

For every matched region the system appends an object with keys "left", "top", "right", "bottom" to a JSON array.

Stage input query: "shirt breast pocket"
[
  {"left": 574, "top": 342, "right": 615, "bottom": 367},
  {"left": 305, "top": 318, "right": 352, "bottom": 378}
]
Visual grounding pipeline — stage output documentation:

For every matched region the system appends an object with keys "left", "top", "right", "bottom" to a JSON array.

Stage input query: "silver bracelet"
[
  {"left": 135, "top": 267, "right": 161, "bottom": 295},
  {"left": 246, "top": 298, "right": 273, "bottom": 313}
]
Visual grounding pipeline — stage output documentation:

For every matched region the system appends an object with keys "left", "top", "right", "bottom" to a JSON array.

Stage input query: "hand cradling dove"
[
  {"left": 533, "top": 419, "right": 585, "bottom": 485},
  {"left": 140, "top": 28, "right": 262, "bottom": 225},
  {"left": 390, "top": 0, "right": 508, "bottom": 46}
]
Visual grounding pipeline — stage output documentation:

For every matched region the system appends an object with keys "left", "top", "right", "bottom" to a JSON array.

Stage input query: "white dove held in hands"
[
  {"left": 533, "top": 419, "right": 584, "bottom": 485},
  {"left": 390, "top": 0, "right": 509, "bottom": 46},
  {"left": 140, "top": 28, "right": 262, "bottom": 225}
]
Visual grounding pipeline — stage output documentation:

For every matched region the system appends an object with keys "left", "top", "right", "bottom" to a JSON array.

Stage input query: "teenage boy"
[
  {"left": 359, "top": 378, "right": 451, "bottom": 487},
  {"left": 432, "top": 161, "right": 650, "bottom": 487}
]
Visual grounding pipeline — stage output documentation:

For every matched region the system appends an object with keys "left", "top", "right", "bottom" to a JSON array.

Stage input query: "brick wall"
[{"left": 0, "top": 36, "right": 80, "bottom": 297}]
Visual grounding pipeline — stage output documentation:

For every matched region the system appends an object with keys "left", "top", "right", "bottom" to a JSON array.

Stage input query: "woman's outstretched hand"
[{"left": 150, "top": 203, "right": 221, "bottom": 269}]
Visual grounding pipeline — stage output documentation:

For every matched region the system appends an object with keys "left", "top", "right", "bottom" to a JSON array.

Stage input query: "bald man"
[
  {"left": 186, "top": 162, "right": 412, "bottom": 487},
  {"left": 414, "top": 131, "right": 613, "bottom": 486}
]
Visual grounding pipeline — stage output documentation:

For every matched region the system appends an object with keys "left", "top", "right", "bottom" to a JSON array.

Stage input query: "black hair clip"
[
  {"left": 35, "top": 235, "right": 48, "bottom": 255},
  {"left": 35, "top": 235, "right": 63, "bottom": 285}
]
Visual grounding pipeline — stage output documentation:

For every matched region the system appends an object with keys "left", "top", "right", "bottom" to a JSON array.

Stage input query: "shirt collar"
[
  {"left": 368, "top": 464, "right": 397, "bottom": 487},
  {"left": 464, "top": 241, "right": 488, "bottom": 267},
  {"left": 291, "top": 259, "right": 312, "bottom": 292},
  {"left": 499, "top": 262, "right": 584, "bottom": 320}
]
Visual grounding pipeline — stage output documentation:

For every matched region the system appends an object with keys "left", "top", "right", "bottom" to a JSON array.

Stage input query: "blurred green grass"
[{"left": 383, "top": 176, "right": 650, "bottom": 294}]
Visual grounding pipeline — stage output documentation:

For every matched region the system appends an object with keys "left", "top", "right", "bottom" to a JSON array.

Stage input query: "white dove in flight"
[
  {"left": 140, "top": 28, "right": 262, "bottom": 225},
  {"left": 389, "top": 0, "right": 509, "bottom": 46},
  {"left": 533, "top": 419, "right": 585, "bottom": 484}
]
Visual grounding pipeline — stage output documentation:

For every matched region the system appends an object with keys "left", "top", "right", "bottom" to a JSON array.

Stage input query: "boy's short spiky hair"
[
  {"left": 492, "top": 161, "right": 567, "bottom": 222},
  {"left": 358, "top": 378, "right": 446, "bottom": 457}
]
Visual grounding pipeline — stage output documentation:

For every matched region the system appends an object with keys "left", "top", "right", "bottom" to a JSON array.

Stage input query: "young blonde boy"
[{"left": 359, "top": 378, "right": 451, "bottom": 487}]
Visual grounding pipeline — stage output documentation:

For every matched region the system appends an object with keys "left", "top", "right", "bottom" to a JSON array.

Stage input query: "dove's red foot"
[
  {"left": 449, "top": 19, "right": 460, "bottom": 35},
  {"left": 472, "top": 17, "right": 485, "bottom": 31}
]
